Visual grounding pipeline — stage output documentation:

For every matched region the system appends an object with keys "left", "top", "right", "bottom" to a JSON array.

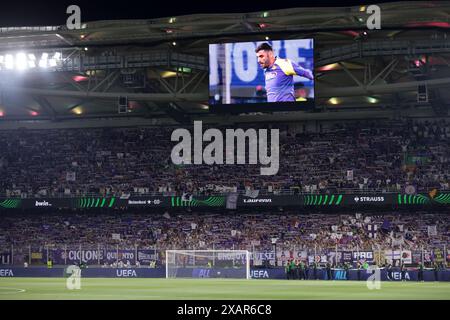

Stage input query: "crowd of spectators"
[
  {"left": 0, "top": 210, "right": 447, "bottom": 253},
  {"left": 0, "top": 119, "right": 448, "bottom": 197}
]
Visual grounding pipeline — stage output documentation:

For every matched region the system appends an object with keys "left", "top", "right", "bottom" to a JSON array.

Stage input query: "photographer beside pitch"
[{"left": 255, "top": 42, "right": 314, "bottom": 103}]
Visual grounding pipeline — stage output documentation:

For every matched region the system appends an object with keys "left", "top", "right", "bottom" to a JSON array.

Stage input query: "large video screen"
[{"left": 209, "top": 38, "right": 314, "bottom": 113}]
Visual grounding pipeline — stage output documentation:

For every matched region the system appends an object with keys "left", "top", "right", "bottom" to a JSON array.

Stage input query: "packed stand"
[
  {"left": 0, "top": 119, "right": 448, "bottom": 197},
  {"left": 0, "top": 211, "right": 448, "bottom": 252}
]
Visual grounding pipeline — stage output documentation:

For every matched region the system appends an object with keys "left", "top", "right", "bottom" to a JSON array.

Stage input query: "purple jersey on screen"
[{"left": 263, "top": 57, "right": 312, "bottom": 103}]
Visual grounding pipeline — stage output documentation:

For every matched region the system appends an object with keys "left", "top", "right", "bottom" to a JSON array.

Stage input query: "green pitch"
[{"left": 0, "top": 278, "right": 449, "bottom": 300}]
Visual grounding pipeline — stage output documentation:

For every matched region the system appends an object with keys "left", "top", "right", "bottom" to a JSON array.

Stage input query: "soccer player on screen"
[{"left": 255, "top": 43, "right": 314, "bottom": 102}]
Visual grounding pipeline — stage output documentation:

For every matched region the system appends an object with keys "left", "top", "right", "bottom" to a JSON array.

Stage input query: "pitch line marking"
[{"left": 0, "top": 287, "right": 26, "bottom": 294}]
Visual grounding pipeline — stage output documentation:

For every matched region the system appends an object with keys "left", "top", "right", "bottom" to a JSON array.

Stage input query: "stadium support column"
[
  {"left": 356, "top": 244, "right": 360, "bottom": 268},
  {"left": 335, "top": 244, "right": 338, "bottom": 266},
  {"left": 64, "top": 245, "right": 67, "bottom": 265},
  {"left": 445, "top": 245, "right": 447, "bottom": 267},
  {"left": 232, "top": 244, "right": 235, "bottom": 267},
  {"left": 400, "top": 244, "right": 403, "bottom": 266},
  {"left": 272, "top": 239, "right": 278, "bottom": 267},
  {"left": 11, "top": 244, "right": 14, "bottom": 266},
  {"left": 135, "top": 244, "right": 138, "bottom": 267},
  {"left": 421, "top": 245, "right": 424, "bottom": 265},
  {"left": 116, "top": 245, "right": 119, "bottom": 267},
  {"left": 28, "top": 246, "right": 31, "bottom": 266},
  {"left": 252, "top": 244, "right": 255, "bottom": 266},
  {"left": 97, "top": 244, "right": 100, "bottom": 266},
  {"left": 314, "top": 244, "right": 317, "bottom": 261},
  {"left": 79, "top": 244, "right": 82, "bottom": 265}
]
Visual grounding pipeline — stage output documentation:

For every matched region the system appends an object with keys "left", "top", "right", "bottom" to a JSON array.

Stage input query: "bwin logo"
[{"left": 35, "top": 200, "right": 52, "bottom": 207}]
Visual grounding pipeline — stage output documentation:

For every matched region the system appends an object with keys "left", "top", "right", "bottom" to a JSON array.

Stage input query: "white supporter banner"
[
  {"left": 112, "top": 233, "right": 121, "bottom": 240},
  {"left": 347, "top": 170, "right": 354, "bottom": 181}
]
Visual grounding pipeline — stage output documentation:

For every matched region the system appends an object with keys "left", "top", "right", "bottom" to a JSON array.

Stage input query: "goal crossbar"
[{"left": 165, "top": 250, "right": 251, "bottom": 279}]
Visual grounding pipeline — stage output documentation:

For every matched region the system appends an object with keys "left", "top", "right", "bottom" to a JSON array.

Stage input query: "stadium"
[{"left": 0, "top": 0, "right": 449, "bottom": 303}]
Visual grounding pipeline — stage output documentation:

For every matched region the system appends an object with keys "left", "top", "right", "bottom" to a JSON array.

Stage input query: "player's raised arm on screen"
[{"left": 292, "top": 61, "right": 314, "bottom": 80}]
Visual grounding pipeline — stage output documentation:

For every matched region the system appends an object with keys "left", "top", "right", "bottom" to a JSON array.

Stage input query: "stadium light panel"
[
  {"left": 161, "top": 71, "right": 177, "bottom": 78},
  {"left": 72, "top": 107, "right": 83, "bottom": 115},
  {"left": 367, "top": 97, "right": 378, "bottom": 104},
  {"left": 406, "top": 22, "right": 450, "bottom": 28},
  {"left": 48, "top": 58, "right": 57, "bottom": 67},
  {"left": 5, "top": 54, "right": 14, "bottom": 69},
  {"left": 328, "top": 97, "right": 340, "bottom": 105},
  {"left": 176, "top": 67, "right": 191, "bottom": 73},
  {"left": 27, "top": 54, "right": 36, "bottom": 68},
  {"left": 318, "top": 63, "right": 339, "bottom": 71},
  {"left": 169, "top": 17, "right": 176, "bottom": 23},
  {"left": 30, "top": 110, "right": 38, "bottom": 116},
  {"left": 0, "top": 110, "right": 4, "bottom": 117},
  {"left": 39, "top": 53, "right": 48, "bottom": 68},
  {"left": 15, "top": 53, "right": 28, "bottom": 70},
  {"left": 341, "top": 30, "right": 360, "bottom": 37},
  {"left": 0, "top": 52, "right": 61, "bottom": 71},
  {"left": 73, "top": 75, "right": 89, "bottom": 82}
]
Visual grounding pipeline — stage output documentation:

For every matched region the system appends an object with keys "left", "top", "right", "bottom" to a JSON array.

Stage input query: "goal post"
[{"left": 166, "top": 250, "right": 251, "bottom": 279}]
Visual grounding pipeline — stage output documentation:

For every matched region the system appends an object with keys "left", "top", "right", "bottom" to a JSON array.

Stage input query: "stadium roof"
[{"left": 0, "top": 1, "right": 449, "bottom": 126}]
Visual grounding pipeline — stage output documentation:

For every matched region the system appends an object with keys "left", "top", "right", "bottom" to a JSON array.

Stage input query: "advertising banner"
[
  {"left": 1, "top": 267, "right": 450, "bottom": 281},
  {"left": 352, "top": 251, "right": 374, "bottom": 263},
  {"left": 433, "top": 248, "right": 445, "bottom": 263},
  {"left": 0, "top": 252, "right": 11, "bottom": 265},
  {"left": 50, "top": 249, "right": 158, "bottom": 265},
  {"left": 342, "top": 251, "right": 353, "bottom": 263},
  {"left": 1, "top": 193, "right": 450, "bottom": 210}
]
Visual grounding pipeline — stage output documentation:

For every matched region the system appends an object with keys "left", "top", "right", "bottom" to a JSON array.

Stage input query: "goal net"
[{"left": 166, "top": 250, "right": 250, "bottom": 279}]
